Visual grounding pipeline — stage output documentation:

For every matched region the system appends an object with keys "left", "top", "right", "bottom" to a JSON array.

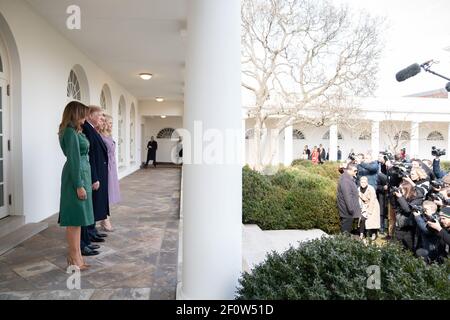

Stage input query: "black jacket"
[
  {"left": 394, "top": 195, "right": 421, "bottom": 230},
  {"left": 414, "top": 214, "right": 447, "bottom": 261},
  {"left": 337, "top": 172, "right": 361, "bottom": 219},
  {"left": 82, "top": 122, "right": 109, "bottom": 221},
  {"left": 438, "top": 228, "right": 450, "bottom": 246}
]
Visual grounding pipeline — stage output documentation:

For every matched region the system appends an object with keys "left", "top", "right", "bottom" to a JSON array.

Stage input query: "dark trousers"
[
  {"left": 395, "top": 228, "right": 416, "bottom": 252},
  {"left": 340, "top": 217, "right": 354, "bottom": 233},
  {"left": 377, "top": 193, "right": 387, "bottom": 233},
  {"left": 87, "top": 223, "right": 98, "bottom": 238},
  {"left": 80, "top": 226, "right": 91, "bottom": 249}
]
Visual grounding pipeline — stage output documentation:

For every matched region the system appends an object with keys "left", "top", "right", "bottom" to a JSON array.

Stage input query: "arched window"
[
  {"left": 118, "top": 96, "right": 126, "bottom": 165},
  {"left": 157, "top": 128, "right": 179, "bottom": 139},
  {"left": 100, "top": 90, "right": 106, "bottom": 110},
  {"left": 359, "top": 131, "right": 371, "bottom": 140},
  {"left": 293, "top": 129, "right": 305, "bottom": 140},
  {"left": 322, "top": 130, "right": 343, "bottom": 140},
  {"left": 245, "top": 128, "right": 254, "bottom": 140},
  {"left": 99, "top": 84, "right": 112, "bottom": 114},
  {"left": 67, "top": 70, "right": 81, "bottom": 101},
  {"left": 130, "top": 103, "right": 136, "bottom": 162},
  {"left": 394, "top": 131, "right": 410, "bottom": 141},
  {"left": 427, "top": 131, "right": 444, "bottom": 141}
]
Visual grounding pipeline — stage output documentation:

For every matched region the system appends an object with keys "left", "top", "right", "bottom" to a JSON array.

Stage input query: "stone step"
[
  {"left": 0, "top": 216, "right": 25, "bottom": 239},
  {"left": 0, "top": 222, "right": 48, "bottom": 256}
]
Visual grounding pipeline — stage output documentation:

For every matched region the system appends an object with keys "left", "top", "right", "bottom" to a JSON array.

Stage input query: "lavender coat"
[{"left": 101, "top": 135, "right": 121, "bottom": 205}]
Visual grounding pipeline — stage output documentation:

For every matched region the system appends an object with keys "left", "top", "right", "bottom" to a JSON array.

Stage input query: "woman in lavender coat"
[{"left": 99, "top": 114, "right": 121, "bottom": 231}]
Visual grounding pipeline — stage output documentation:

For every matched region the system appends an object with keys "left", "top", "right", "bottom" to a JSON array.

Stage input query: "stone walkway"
[{"left": 0, "top": 167, "right": 181, "bottom": 300}]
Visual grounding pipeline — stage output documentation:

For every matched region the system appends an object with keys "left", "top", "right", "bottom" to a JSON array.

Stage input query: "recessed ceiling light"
[
  {"left": 161, "top": 115, "right": 167, "bottom": 119},
  {"left": 156, "top": 97, "right": 164, "bottom": 102},
  {"left": 139, "top": 73, "right": 153, "bottom": 80}
]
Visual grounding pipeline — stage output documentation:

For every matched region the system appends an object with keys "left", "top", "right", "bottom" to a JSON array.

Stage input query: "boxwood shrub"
[
  {"left": 236, "top": 235, "right": 450, "bottom": 300},
  {"left": 242, "top": 162, "right": 341, "bottom": 234}
]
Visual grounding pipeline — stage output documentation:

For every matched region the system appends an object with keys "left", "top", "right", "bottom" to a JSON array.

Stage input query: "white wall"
[
  {"left": 139, "top": 100, "right": 183, "bottom": 117},
  {"left": 0, "top": 0, "right": 141, "bottom": 223},
  {"left": 142, "top": 116, "right": 183, "bottom": 163}
]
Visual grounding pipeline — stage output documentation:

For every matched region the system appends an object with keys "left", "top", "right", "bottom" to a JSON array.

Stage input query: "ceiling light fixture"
[
  {"left": 155, "top": 97, "right": 164, "bottom": 102},
  {"left": 161, "top": 115, "right": 167, "bottom": 119},
  {"left": 139, "top": 73, "right": 153, "bottom": 80}
]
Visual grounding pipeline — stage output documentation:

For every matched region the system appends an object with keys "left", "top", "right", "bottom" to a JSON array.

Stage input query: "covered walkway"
[{"left": 0, "top": 168, "right": 181, "bottom": 300}]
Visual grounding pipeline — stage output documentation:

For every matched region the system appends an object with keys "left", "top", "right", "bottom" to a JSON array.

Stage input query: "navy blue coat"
[
  {"left": 82, "top": 122, "right": 109, "bottom": 221},
  {"left": 357, "top": 161, "right": 379, "bottom": 187}
]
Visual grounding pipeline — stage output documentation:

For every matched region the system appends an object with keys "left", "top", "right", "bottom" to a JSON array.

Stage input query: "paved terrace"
[{"left": 0, "top": 167, "right": 181, "bottom": 300}]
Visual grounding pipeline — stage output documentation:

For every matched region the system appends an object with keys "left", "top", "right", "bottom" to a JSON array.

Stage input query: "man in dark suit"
[
  {"left": 80, "top": 106, "right": 110, "bottom": 256},
  {"left": 145, "top": 136, "right": 158, "bottom": 168}
]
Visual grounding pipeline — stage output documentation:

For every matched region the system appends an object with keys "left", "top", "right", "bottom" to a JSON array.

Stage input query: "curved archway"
[
  {"left": 100, "top": 84, "right": 112, "bottom": 115},
  {"left": 0, "top": 12, "right": 23, "bottom": 216},
  {"left": 67, "top": 64, "right": 90, "bottom": 104},
  {"left": 118, "top": 95, "right": 126, "bottom": 166},
  {"left": 130, "top": 103, "right": 136, "bottom": 163},
  {"left": 427, "top": 131, "right": 444, "bottom": 141},
  {"left": 322, "top": 130, "right": 343, "bottom": 140}
]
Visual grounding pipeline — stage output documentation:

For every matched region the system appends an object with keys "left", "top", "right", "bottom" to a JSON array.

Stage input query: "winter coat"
[
  {"left": 359, "top": 185, "right": 381, "bottom": 230},
  {"left": 337, "top": 172, "right": 361, "bottom": 219}
]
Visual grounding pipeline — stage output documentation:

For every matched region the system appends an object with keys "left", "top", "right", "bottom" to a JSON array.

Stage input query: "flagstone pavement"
[{"left": 0, "top": 167, "right": 181, "bottom": 300}]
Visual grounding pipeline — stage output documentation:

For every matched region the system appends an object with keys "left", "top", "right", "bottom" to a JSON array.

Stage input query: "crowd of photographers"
[{"left": 337, "top": 147, "right": 450, "bottom": 264}]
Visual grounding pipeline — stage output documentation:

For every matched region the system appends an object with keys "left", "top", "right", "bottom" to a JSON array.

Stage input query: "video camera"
[
  {"left": 410, "top": 204, "right": 423, "bottom": 213},
  {"left": 348, "top": 152, "right": 356, "bottom": 161},
  {"left": 432, "top": 146, "right": 446, "bottom": 157},
  {"left": 380, "top": 151, "right": 394, "bottom": 162}
]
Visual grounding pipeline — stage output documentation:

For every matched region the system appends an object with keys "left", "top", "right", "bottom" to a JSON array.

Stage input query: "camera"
[
  {"left": 380, "top": 151, "right": 394, "bottom": 162},
  {"left": 430, "top": 192, "right": 445, "bottom": 203},
  {"left": 431, "top": 180, "right": 445, "bottom": 190},
  {"left": 410, "top": 204, "right": 423, "bottom": 213},
  {"left": 348, "top": 152, "right": 356, "bottom": 161},
  {"left": 432, "top": 146, "right": 446, "bottom": 157},
  {"left": 423, "top": 213, "right": 439, "bottom": 224}
]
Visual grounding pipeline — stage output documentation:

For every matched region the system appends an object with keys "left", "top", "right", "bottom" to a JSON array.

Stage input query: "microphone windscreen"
[
  {"left": 395, "top": 63, "right": 421, "bottom": 82},
  {"left": 446, "top": 82, "right": 450, "bottom": 92}
]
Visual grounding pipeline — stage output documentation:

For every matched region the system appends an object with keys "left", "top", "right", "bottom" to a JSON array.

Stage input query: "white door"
[{"left": 0, "top": 37, "right": 10, "bottom": 219}]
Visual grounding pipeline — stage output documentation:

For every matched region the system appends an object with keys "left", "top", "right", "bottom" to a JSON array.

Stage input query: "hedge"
[
  {"left": 242, "top": 161, "right": 341, "bottom": 234},
  {"left": 236, "top": 235, "right": 450, "bottom": 300}
]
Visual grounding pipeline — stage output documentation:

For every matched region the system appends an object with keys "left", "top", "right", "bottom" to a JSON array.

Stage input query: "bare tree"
[
  {"left": 380, "top": 112, "right": 411, "bottom": 155},
  {"left": 242, "top": 0, "right": 385, "bottom": 169}
]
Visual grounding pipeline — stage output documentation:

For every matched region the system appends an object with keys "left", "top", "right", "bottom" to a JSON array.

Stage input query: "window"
[
  {"left": 67, "top": 70, "right": 81, "bottom": 101},
  {"left": 394, "top": 131, "right": 410, "bottom": 141},
  {"left": 359, "top": 131, "right": 371, "bottom": 140},
  {"left": 427, "top": 131, "right": 444, "bottom": 141},
  {"left": 293, "top": 129, "right": 305, "bottom": 140},
  {"left": 118, "top": 96, "right": 126, "bottom": 165},
  {"left": 130, "top": 104, "right": 136, "bottom": 162},
  {"left": 157, "top": 128, "right": 179, "bottom": 139},
  {"left": 100, "top": 90, "right": 106, "bottom": 110},
  {"left": 322, "top": 130, "right": 343, "bottom": 140},
  {"left": 245, "top": 129, "right": 254, "bottom": 140},
  {"left": 0, "top": 52, "right": 3, "bottom": 73}
]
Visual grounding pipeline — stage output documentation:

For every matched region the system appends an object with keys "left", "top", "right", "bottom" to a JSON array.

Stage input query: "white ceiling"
[{"left": 26, "top": 0, "right": 187, "bottom": 101}]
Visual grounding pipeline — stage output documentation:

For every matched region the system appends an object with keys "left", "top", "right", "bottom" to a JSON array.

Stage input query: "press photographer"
[
  {"left": 412, "top": 201, "right": 447, "bottom": 263},
  {"left": 427, "top": 207, "right": 450, "bottom": 246}
]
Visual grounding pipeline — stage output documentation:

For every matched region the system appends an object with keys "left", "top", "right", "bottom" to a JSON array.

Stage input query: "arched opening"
[
  {"left": 118, "top": 96, "right": 126, "bottom": 167},
  {"left": 67, "top": 64, "right": 90, "bottom": 104},
  {"left": 427, "top": 131, "right": 444, "bottom": 141},
  {"left": 100, "top": 84, "right": 112, "bottom": 115},
  {"left": 130, "top": 103, "right": 136, "bottom": 163},
  {"left": 322, "top": 130, "right": 343, "bottom": 140},
  {"left": 0, "top": 12, "right": 22, "bottom": 218}
]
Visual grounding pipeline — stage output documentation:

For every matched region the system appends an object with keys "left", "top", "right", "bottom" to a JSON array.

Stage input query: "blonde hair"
[
  {"left": 423, "top": 200, "right": 437, "bottom": 213},
  {"left": 88, "top": 105, "right": 103, "bottom": 115},
  {"left": 100, "top": 113, "right": 113, "bottom": 136},
  {"left": 58, "top": 101, "right": 89, "bottom": 137},
  {"left": 410, "top": 167, "right": 428, "bottom": 180}
]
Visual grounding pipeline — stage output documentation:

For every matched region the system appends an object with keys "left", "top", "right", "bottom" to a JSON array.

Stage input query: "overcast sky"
[{"left": 334, "top": 0, "right": 450, "bottom": 98}]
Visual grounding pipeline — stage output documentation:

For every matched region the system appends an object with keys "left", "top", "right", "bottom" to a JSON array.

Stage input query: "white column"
[
  {"left": 181, "top": 0, "right": 242, "bottom": 300},
  {"left": 242, "top": 118, "right": 247, "bottom": 166},
  {"left": 371, "top": 121, "right": 380, "bottom": 159},
  {"left": 410, "top": 121, "right": 420, "bottom": 159},
  {"left": 329, "top": 124, "right": 338, "bottom": 161},
  {"left": 284, "top": 126, "right": 293, "bottom": 166}
]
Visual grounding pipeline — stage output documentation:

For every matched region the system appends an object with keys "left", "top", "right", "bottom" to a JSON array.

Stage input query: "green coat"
[{"left": 59, "top": 127, "right": 94, "bottom": 227}]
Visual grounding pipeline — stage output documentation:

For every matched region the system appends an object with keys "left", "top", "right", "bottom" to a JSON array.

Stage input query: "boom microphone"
[{"left": 395, "top": 63, "right": 421, "bottom": 82}]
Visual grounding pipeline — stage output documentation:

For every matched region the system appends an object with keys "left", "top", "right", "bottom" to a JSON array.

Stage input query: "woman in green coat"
[{"left": 59, "top": 101, "right": 94, "bottom": 270}]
